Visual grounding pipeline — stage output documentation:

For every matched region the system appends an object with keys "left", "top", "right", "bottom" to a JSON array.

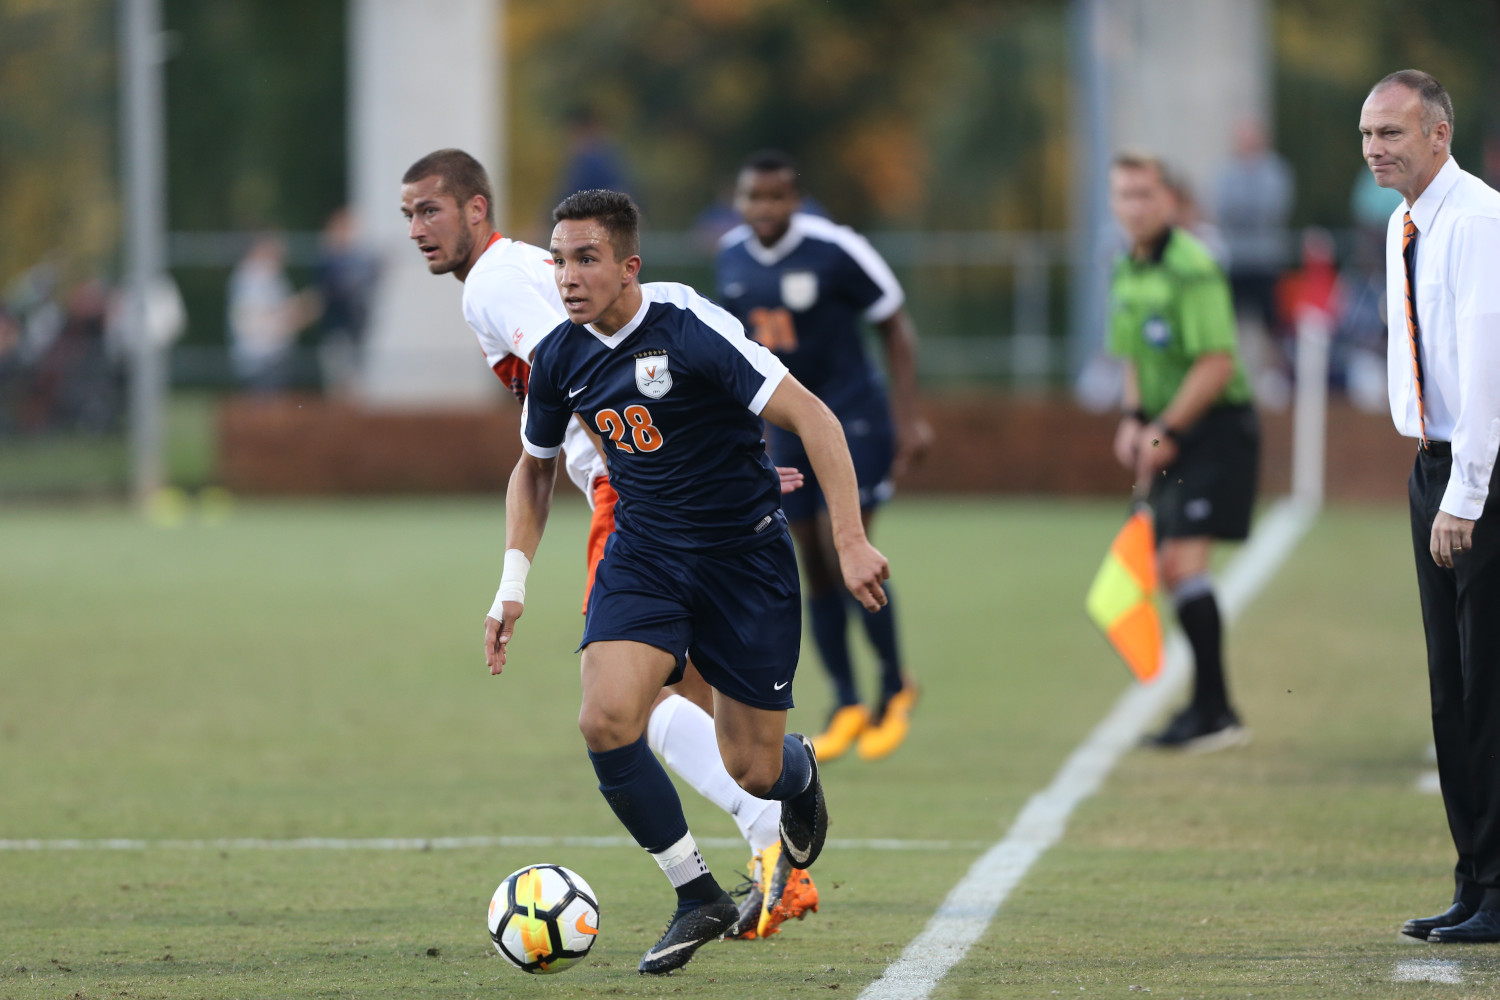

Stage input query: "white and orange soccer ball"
[{"left": 487, "top": 864, "right": 600, "bottom": 974}]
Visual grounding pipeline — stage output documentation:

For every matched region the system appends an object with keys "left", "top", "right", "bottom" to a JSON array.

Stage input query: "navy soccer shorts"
[
  {"left": 773, "top": 394, "right": 895, "bottom": 523},
  {"left": 580, "top": 523, "right": 802, "bottom": 711}
]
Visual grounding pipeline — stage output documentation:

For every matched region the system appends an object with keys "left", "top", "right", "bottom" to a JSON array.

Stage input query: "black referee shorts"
[{"left": 1149, "top": 403, "right": 1260, "bottom": 542}]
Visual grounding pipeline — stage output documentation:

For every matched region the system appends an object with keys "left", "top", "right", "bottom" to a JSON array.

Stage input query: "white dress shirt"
[{"left": 1386, "top": 156, "right": 1500, "bottom": 519}]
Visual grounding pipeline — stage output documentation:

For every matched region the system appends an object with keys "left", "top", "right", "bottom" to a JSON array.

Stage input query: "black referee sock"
[{"left": 1173, "top": 578, "right": 1231, "bottom": 719}]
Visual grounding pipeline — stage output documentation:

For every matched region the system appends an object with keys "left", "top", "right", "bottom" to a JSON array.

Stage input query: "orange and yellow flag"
[{"left": 1085, "top": 509, "right": 1162, "bottom": 683}]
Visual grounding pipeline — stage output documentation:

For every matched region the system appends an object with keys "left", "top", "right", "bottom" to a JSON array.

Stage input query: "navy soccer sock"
[
  {"left": 1173, "top": 576, "right": 1230, "bottom": 718},
  {"left": 588, "top": 737, "right": 721, "bottom": 905},
  {"left": 808, "top": 590, "right": 859, "bottom": 707},
  {"left": 763, "top": 734, "right": 814, "bottom": 803},
  {"left": 857, "top": 584, "right": 904, "bottom": 706}
]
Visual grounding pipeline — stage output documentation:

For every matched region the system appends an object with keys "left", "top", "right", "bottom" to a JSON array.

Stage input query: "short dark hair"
[
  {"left": 740, "top": 149, "right": 800, "bottom": 190},
  {"left": 403, "top": 148, "right": 494, "bottom": 223},
  {"left": 1110, "top": 150, "right": 1174, "bottom": 187},
  {"left": 552, "top": 189, "right": 641, "bottom": 261},
  {"left": 1372, "top": 69, "right": 1455, "bottom": 137}
]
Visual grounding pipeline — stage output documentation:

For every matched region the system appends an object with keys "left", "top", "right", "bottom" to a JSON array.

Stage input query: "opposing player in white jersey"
[{"left": 398, "top": 149, "right": 817, "bottom": 941}]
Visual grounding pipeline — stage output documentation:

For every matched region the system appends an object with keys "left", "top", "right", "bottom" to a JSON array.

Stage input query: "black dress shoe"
[
  {"left": 1401, "top": 902, "right": 1473, "bottom": 940},
  {"left": 1429, "top": 906, "right": 1500, "bottom": 943}
]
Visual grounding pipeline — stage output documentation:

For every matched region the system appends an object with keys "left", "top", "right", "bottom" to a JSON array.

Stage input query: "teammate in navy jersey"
[
  {"left": 491, "top": 190, "right": 889, "bottom": 974},
  {"left": 717, "top": 150, "right": 930, "bottom": 763}
]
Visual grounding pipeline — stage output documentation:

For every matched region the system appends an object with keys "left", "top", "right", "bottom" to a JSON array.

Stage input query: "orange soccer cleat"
[
  {"left": 856, "top": 681, "right": 919, "bottom": 761},
  {"left": 755, "top": 841, "right": 820, "bottom": 939},
  {"left": 810, "top": 704, "right": 870, "bottom": 762}
]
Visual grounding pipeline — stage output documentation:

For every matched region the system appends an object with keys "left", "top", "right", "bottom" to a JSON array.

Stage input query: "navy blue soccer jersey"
[
  {"left": 716, "top": 212, "right": 905, "bottom": 415},
  {"left": 522, "top": 282, "right": 790, "bottom": 551}
]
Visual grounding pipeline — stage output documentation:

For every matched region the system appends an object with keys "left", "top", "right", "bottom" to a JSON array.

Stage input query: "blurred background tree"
[
  {"left": 3, "top": 0, "right": 1500, "bottom": 325},
  {"left": 1275, "top": 0, "right": 1500, "bottom": 228},
  {"left": 507, "top": 0, "right": 1069, "bottom": 234},
  {"left": 0, "top": 0, "right": 117, "bottom": 288},
  {"left": 163, "top": 0, "right": 345, "bottom": 232}
]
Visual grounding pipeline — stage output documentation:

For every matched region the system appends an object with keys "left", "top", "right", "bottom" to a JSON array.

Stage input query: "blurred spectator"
[
  {"left": 106, "top": 274, "right": 188, "bottom": 363},
  {"left": 1216, "top": 121, "right": 1295, "bottom": 331},
  {"left": 1276, "top": 227, "right": 1344, "bottom": 331},
  {"left": 1351, "top": 166, "right": 1404, "bottom": 230},
  {"left": 555, "top": 107, "right": 631, "bottom": 203},
  {"left": 1344, "top": 167, "right": 1410, "bottom": 410},
  {"left": 1342, "top": 170, "right": 1402, "bottom": 413},
  {"left": 1337, "top": 254, "right": 1390, "bottom": 412},
  {"left": 0, "top": 307, "right": 21, "bottom": 433},
  {"left": 1216, "top": 121, "right": 1295, "bottom": 411},
  {"left": 5, "top": 257, "right": 65, "bottom": 367},
  {"left": 1165, "top": 171, "right": 1226, "bottom": 265},
  {"left": 227, "top": 233, "right": 316, "bottom": 393},
  {"left": 314, "top": 207, "right": 379, "bottom": 397},
  {"left": 19, "top": 279, "right": 119, "bottom": 433}
]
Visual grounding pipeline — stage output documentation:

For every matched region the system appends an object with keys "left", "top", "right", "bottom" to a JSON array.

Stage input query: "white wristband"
[{"left": 489, "top": 549, "right": 531, "bottom": 619}]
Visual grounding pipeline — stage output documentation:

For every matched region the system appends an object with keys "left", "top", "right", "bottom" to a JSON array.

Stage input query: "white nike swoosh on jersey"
[
  {"left": 773, "top": 680, "right": 790, "bottom": 691},
  {"left": 567, "top": 385, "right": 587, "bottom": 399}
]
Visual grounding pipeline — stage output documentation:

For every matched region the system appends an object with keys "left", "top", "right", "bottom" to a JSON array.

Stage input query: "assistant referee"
[
  {"left": 1107, "top": 151, "right": 1260, "bottom": 752},
  {"left": 1361, "top": 71, "right": 1500, "bottom": 946}
]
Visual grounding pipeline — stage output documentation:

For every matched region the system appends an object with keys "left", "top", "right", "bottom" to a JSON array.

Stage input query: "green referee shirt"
[{"left": 1107, "top": 227, "right": 1252, "bottom": 419}]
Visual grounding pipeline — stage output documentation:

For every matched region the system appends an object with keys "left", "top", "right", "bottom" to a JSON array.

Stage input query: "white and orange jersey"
[{"left": 461, "top": 233, "right": 608, "bottom": 502}]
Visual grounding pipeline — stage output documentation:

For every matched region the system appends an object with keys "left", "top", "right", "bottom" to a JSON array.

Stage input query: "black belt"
[{"left": 1420, "top": 440, "right": 1452, "bottom": 457}]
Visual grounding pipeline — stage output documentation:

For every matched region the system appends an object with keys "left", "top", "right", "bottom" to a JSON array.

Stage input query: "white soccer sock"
[
  {"left": 647, "top": 694, "right": 782, "bottom": 855},
  {"left": 650, "top": 831, "right": 710, "bottom": 888}
]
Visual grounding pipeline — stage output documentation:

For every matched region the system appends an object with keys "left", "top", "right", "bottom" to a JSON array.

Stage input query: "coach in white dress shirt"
[{"left": 1361, "top": 69, "right": 1500, "bottom": 944}]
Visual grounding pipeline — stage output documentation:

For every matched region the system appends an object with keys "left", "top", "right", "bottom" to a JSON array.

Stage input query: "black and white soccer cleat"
[
  {"left": 778, "top": 733, "right": 828, "bottom": 870},
  {"left": 638, "top": 892, "right": 738, "bottom": 975}
]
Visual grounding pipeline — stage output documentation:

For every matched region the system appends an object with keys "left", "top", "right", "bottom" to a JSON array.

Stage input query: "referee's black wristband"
[
  {"left": 1154, "top": 423, "right": 1184, "bottom": 446},
  {"left": 1121, "top": 408, "right": 1147, "bottom": 423}
]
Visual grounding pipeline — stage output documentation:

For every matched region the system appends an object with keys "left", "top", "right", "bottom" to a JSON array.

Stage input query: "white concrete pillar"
[
  {"left": 1071, "top": 0, "right": 1270, "bottom": 391},
  {"left": 349, "top": 0, "right": 503, "bottom": 407},
  {"left": 1102, "top": 0, "right": 1271, "bottom": 203}
]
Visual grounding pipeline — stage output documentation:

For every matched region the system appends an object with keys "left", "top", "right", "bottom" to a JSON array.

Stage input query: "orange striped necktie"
[{"left": 1402, "top": 211, "right": 1428, "bottom": 445}]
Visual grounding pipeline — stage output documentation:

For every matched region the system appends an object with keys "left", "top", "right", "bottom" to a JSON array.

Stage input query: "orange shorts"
[{"left": 582, "top": 476, "right": 618, "bottom": 615}]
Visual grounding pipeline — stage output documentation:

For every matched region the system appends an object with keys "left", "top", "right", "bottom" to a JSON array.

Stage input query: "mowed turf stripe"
[
  {"left": 858, "top": 498, "right": 1320, "bottom": 1000},
  {"left": 0, "top": 835, "right": 988, "bottom": 852}
]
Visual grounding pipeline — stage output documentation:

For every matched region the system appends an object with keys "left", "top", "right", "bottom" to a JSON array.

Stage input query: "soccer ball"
[{"left": 487, "top": 864, "right": 600, "bottom": 973}]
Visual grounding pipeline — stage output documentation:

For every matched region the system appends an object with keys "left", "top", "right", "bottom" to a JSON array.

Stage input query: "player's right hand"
[
  {"left": 484, "top": 601, "right": 524, "bottom": 675},
  {"left": 840, "top": 540, "right": 890, "bottom": 613}
]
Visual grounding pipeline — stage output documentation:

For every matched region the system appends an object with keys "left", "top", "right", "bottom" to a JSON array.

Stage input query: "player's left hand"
[
  {"left": 484, "top": 601, "right": 525, "bottom": 675},
  {"left": 1133, "top": 423, "right": 1178, "bottom": 487},
  {"left": 893, "top": 416, "right": 934, "bottom": 479},
  {"left": 839, "top": 539, "right": 891, "bottom": 612},
  {"left": 776, "top": 465, "right": 805, "bottom": 495},
  {"left": 1431, "top": 511, "right": 1476, "bottom": 569}
]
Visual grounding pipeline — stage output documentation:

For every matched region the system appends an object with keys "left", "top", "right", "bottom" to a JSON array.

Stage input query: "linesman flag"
[{"left": 1085, "top": 509, "right": 1162, "bottom": 682}]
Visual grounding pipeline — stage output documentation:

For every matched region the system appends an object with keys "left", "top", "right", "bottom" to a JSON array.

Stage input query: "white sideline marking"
[
  {"left": 1392, "top": 959, "right": 1462, "bottom": 984},
  {"left": 0, "top": 835, "right": 984, "bottom": 853},
  {"left": 858, "top": 498, "right": 1319, "bottom": 1000}
]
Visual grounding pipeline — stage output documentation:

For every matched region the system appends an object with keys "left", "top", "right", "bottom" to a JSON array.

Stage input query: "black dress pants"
[{"left": 1410, "top": 444, "right": 1500, "bottom": 907}]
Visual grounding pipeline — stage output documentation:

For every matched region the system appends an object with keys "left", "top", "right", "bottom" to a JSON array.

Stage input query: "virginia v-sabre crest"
[
  {"left": 635, "top": 354, "right": 672, "bottom": 399},
  {"left": 780, "top": 271, "right": 818, "bottom": 311}
]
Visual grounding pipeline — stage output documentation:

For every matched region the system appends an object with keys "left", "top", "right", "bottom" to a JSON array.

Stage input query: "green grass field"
[{"left": 0, "top": 497, "right": 1483, "bottom": 998}]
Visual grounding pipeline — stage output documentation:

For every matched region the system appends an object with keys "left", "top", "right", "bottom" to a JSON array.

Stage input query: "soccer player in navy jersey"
[
  {"left": 717, "top": 150, "right": 930, "bottom": 763},
  {"left": 490, "top": 189, "right": 889, "bottom": 974}
]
